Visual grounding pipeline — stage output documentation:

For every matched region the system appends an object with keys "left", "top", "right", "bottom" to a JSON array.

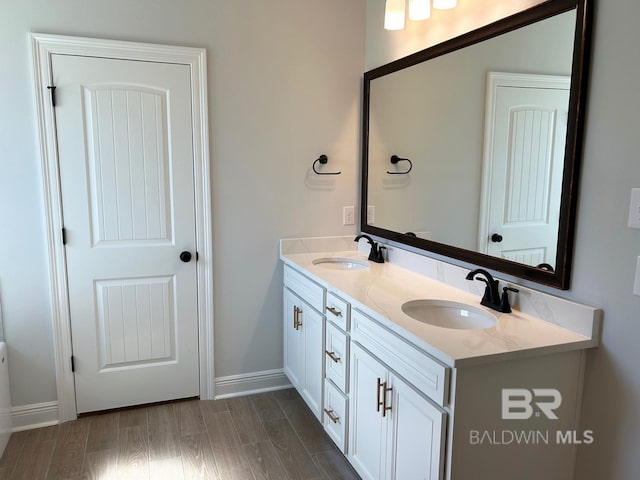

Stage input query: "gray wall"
[
  {"left": 0, "top": 0, "right": 365, "bottom": 406},
  {"left": 366, "top": 0, "right": 640, "bottom": 478}
]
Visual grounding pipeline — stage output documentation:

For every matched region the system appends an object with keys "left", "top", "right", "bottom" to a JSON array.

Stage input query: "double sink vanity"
[
  {"left": 279, "top": 0, "right": 596, "bottom": 478},
  {"left": 280, "top": 236, "right": 600, "bottom": 480}
]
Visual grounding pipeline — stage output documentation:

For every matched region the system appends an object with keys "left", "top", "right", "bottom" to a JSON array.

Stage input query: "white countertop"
[{"left": 281, "top": 248, "right": 599, "bottom": 368}]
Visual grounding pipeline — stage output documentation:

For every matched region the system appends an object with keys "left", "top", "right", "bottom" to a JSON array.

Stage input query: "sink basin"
[
  {"left": 312, "top": 257, "right": 369, "bottom": 271},
  {"left": 401, "top": 299, "right": 497, "bottom": 330}
]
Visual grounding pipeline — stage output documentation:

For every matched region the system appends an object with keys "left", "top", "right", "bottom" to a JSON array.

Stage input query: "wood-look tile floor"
[{"left": 0, "top": 388, "right": 360, "bottom": 480}]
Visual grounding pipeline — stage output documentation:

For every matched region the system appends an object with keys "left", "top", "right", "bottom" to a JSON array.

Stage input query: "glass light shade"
[
  {"left": 384, "top": 0, "right": 406, "bottom": 30},
  {"left": 409, "top": 0, "right": 431, "bottom": 21},
  {"left": 433, "top": 0, "right": 457, "bottom": 9}
]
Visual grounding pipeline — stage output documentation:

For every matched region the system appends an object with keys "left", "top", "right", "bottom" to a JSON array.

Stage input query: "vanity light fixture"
[
  {"left": 409, "top": 0, "right": 431, "bottom": 20},
  {"left": 433, "top": 0, "right": 457, "bottom": 9},
  {"left": 384, "top": 0, "right": 406, "bottom": 30},
  {"left": 386, "top": 0, "right": 456, "bottom": 31}
]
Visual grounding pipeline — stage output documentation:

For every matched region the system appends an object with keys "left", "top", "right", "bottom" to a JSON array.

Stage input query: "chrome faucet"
[
  {"left": 354, "top": 234, "right": 386, "bottom": 263},
  {"left": 465, "top": 268, "right": 519, "bottom": 313}
]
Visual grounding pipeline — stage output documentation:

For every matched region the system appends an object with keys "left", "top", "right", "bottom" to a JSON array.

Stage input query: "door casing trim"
[{"left": 30, "top": 33, "right": 214, "bottom": 422}]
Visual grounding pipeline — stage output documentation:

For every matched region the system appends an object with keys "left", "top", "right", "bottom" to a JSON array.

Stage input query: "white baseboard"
[
  {"left": 7, "top": 371, "right": 290, "bottom": 430},
  {"left": 11, "top": 401, "right": 59, "bottom": 432},
  {"left": 214, "top": 368, "right": 292, "bottom": 399}
]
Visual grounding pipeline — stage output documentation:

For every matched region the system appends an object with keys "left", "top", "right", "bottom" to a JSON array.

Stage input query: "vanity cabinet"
[
  {"left": 283, "top": 266, "right": 324, "bottom": 420},
  {"left": 349, "top": 328, "right": 446, "bottom": 480},
  {"left": 281, "top": 256, "right": 593, "bottom": 480}
]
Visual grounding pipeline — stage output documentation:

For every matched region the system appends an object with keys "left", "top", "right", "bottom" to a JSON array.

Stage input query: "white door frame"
[
  {"left": 478, "top": 71, "right": 570, "bottom": 255},
  {"left": 30, "top": 33, "right": 214, "bottom": 422}
]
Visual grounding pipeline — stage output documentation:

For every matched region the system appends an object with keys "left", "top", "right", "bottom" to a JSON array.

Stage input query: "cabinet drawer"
[
  {"left": 284, "top": 265, "right": 324, "bottom": 312},
  {"left": 352, "top": 309, "right": 450, "bottom": 407},
  {"left": 325, "top": 321, "right": 349, "bottom": 392},
  {"left": 326, "top": 291, "right": 350, "bottom": 331},
  {"left": 323, "top": 379, "right": 348, "bottom": 453}
]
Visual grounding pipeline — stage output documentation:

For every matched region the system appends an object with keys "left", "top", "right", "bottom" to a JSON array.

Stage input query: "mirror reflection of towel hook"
[
  {"left": 387, "top": 155, "right": 413, "bottom": 175},
  {"left": 536, "top": 263, "right": 555, "bottom": 272},
  {"left": 313, "top": 154, "right": 341, "bottom": 175}
]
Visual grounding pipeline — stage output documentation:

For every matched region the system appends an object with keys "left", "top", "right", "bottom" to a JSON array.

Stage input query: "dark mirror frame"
[{"left": 360, "top": 0, "right": 592, "bottom": 289}]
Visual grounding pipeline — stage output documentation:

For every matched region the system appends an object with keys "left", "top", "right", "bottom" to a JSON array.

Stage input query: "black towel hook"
[
  {"left": 313, "top": 154, "right": 341, "bottom": 175},
  {"left": 536, "top": 263, "right": 555, "bottom": 272},
  {"left": 387, "top": 155, "right": 413, "bottom": 175}
]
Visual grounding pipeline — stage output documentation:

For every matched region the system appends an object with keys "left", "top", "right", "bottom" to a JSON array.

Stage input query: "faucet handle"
[
  {"left": 369, "top": 244, "right": 386, "bottom": 263},
  {"left": 499, "top": 287, "right": 519, "bottom": 313}
]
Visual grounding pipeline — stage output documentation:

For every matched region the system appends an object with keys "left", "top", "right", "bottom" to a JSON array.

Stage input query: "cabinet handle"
[
  {"left": 293, "top": 306, "right": 302, "bottom": 330},
  {"left": 324, "top": 408, "right": 340, "bottom": 424},
  {"left": 325, "top": 350, "right": 341, "bottom": 363},
  {"left": 382, "top": 383, "right": 393, "bottom": 417},
  {"left": 326, "top": 306, "right": 342, "bottom": 317},
  {"left": 376, "top": 378, "right": 384, "bottom": 413}
]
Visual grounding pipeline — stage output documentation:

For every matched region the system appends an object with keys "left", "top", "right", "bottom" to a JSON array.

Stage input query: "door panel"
[
  {"left": 495, "top": 92, "right": 567, "bottom": 264},
  {"left": 480, "top": 74, "right": 569, "bottom": 268},
  {"left": 52, "top": 54, "right": 199, "bottom": 413},
  {"left": 505, "top": 107, "right": 555, "bottom": 222},
  {"left": 84, "top": 85, "right": 172, "bottom": 245},
  {"left": 95, "top": 277, "right": 174, "bottom": 367}
]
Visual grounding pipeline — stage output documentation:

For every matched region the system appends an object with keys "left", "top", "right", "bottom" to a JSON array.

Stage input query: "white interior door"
[
  {"left": 52, "top": 54, "right": 200, "bottom": 413},
  {"left": 479, "top": 73, "right": 570, "bottom": 269}
]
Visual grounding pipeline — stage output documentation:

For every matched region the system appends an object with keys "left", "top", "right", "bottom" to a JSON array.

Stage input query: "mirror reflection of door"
[{"left": 479, "top": 72, "right": 570, "bottom": 269}]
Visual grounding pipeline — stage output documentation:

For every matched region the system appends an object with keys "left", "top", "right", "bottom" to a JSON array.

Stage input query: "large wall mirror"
[{"left": 361, "top": 0, "right": 591, "bottom": 289}]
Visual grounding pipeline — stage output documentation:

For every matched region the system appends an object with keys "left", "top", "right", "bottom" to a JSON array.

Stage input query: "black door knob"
[
  {"left": 180, "top": 251, "right": 192, "bottom": 263},
  {"left": 491, "top": 233, "right": 503, "bottom": 243}
]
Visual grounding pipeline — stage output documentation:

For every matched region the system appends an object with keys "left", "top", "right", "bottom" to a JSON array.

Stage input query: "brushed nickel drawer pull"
[
  {"left": 326, "top": 306, "right": 342, "bottom": 317},
  {"left": 324, "top": 408, "right": 340, "bottom": 424},
  {"left": 325, "top": 350, "right": 341, "bottom": 363}
]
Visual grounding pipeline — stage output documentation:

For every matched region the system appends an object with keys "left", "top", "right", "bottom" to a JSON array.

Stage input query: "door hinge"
[
  {"left": 47, "top": 85, "right": 57, "bottom": 107},
  {"left": 71, "top": 355, "right": 75, "bottom": 373},
  {"left": 62, "top": 227, "right": 67, "bottom": 245}
]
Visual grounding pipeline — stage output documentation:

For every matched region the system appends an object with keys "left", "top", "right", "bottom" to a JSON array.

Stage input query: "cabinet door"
[
  {"left": 283, "top": 289, "right": 304, "bottom": 391},
  {"left": 349, "top": 343, "right": 388, "bottom": 480},
  {"left": 387, "top": 374, "right": 446, "bottom": 480},
  {"left": 301, "top": 301, "right": 324, "bottom": 420}
]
